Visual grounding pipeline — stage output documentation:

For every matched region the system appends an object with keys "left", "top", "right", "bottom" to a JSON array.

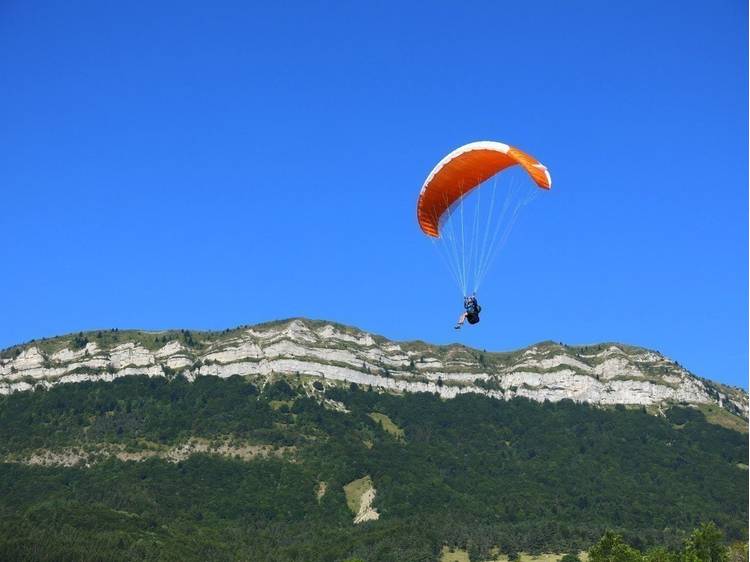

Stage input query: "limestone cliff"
[{"left": 1, "top": 319, "right": 746, "bottom": 420}]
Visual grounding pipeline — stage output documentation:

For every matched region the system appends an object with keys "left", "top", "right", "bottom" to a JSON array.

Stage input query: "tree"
[
  {"left": 589, "top": 531, "right": 644, "bottom": 562},
  {"left": 644, "top": 547, "right": 678, "bottom": 562},
  {"left": 683, "top": 523, "right": 728, "bottom": 562},
  {"left": 71, "top": 333, "right": 89, "bottom": 350},
  {"left": 727, "top": 543, "right": 748, "bottom": 562}
]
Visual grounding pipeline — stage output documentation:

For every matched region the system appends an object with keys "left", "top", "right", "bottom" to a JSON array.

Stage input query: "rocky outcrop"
[
  {"left": 5, "top": 439, "right": 293, "bottom": 468},
  {"left": 1, "top": 319, "right": 747, "bottom": 418}
]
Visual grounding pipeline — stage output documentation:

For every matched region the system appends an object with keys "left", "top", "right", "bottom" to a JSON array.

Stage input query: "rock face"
[{"left": 0, "top": 319, "right": 747, "bottom": 418}]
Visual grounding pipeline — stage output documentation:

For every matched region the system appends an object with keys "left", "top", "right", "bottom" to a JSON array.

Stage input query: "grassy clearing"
[
  {"left": 697, "top": 404, "right": 748, "bottom": 433},
  {"left": 611, "top": 374, "right": 679, "bottom": 389},
  {"left": 368, "top": 412, "right": 405, "bottom": 440},
  {"left": 440, "top": 546, "right": 470, "bottom": 562},
  {"left": 646, "top": 404, "right": 664, "bottom": 417},
  {"left": 440, "top": 549, "right": 588, "bottom": 562},
  {"left": 343, "top": 475, "right": 373, "bottom": 515},
  {"left": 269, "top": 400, "right": 294, "bottom": 411},
  {"left": 517, "top": 553, "right": 570, "bottom": 562}
]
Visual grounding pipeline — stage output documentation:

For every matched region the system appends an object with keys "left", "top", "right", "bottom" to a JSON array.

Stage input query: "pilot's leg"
[{"left": 455, "top": 312, "right": 467, "bottom": 329}]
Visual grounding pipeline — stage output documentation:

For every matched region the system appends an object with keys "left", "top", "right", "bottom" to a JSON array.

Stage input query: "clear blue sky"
[{"left": 1, "top": 1, "right": 747, "bottom": 388}]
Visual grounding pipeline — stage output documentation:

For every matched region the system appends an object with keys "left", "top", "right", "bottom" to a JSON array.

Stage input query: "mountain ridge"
[{"left": 1, "top": 318, "right": 747, "bottom": 424}]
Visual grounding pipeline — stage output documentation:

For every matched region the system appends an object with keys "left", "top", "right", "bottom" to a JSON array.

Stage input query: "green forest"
[{"left": 0, "top": 375, "right": 746, "bottom": 561}]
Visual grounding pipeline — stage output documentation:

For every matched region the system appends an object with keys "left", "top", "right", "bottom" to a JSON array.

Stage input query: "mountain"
[
  {"left": 0, "top": 319, "right": 747, "bottom": 561},
  {"left": 1, "top": 318, "right": 747, "bottom": 424}
]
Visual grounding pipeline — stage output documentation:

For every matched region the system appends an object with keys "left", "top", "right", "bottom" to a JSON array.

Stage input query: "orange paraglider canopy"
[{"left": 417, "top": 141, "right": 551, "bottom": 237}]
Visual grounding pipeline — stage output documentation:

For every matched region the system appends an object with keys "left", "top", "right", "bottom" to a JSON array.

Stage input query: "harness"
[{"left": 465, "top": 297, "right": 480, "bottom": 314}]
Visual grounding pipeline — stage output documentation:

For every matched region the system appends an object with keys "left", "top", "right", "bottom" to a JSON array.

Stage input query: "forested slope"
[{"left": 0, "top": 375, "right": 746, "bottom": 561}]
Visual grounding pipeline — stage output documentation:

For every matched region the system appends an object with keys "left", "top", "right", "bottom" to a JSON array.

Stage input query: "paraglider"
[
  {"left": 416, "top": 141, "right": 551, "bottom": 328},
  {"left": 455, "top": 293, "right": 481, "bottom": 330}
]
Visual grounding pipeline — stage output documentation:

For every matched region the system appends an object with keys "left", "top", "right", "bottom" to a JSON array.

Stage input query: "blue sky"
[{"left": 1, "top": 1, "right": 747, "bottom": 388}]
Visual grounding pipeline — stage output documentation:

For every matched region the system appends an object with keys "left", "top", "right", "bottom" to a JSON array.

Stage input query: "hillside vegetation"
[{"left": 0, "top": 374, "right": 746, "bottom": 561}]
